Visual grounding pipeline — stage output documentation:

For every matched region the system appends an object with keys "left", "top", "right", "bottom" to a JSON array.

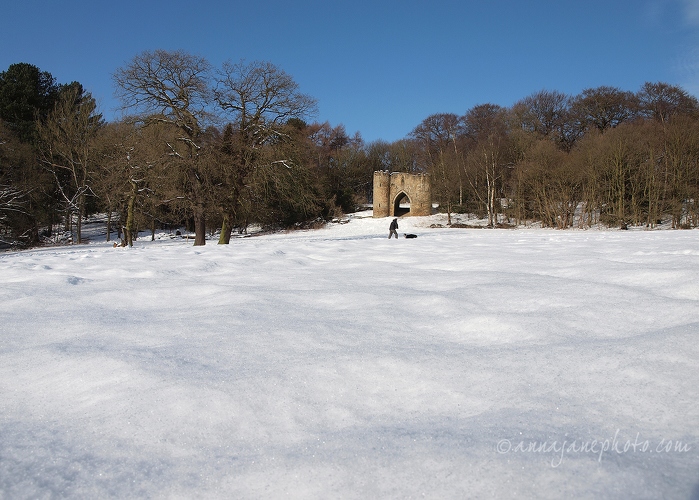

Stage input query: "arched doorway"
[{"left": 393, "top": 192, "right": 411, "bottom": 217}]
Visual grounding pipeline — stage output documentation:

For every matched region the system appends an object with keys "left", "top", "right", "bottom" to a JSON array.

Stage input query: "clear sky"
[{"left": 2, "top": 0, "right": 698, "bottom": 143}]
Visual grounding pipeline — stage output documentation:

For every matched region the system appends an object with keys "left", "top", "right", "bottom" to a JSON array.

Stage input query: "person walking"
[{"left": 389, "top": 218, "right": 399, "bottom": 239}]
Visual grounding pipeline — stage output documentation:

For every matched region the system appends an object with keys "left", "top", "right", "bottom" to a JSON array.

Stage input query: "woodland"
[{"left": 1, "top": 49, "right": 699, "bottom": 248}]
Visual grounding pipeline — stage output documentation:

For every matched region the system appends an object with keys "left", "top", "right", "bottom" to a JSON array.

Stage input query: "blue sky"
[{"left": 2, "top": 0, "right": 698, "bottom": 143}]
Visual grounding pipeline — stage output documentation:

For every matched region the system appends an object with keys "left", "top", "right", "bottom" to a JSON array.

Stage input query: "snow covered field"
[{"left": 1, "top": 213, "right": 698, "bottom": 499}]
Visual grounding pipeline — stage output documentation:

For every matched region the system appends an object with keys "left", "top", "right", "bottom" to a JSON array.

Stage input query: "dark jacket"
[{"left": 390, "top": 219, "right": 398, "bottom": 230}]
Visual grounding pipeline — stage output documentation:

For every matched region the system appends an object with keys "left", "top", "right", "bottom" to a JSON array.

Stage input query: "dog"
[{"left": 404, "top": 233, "right": 417, "bottom": 239}]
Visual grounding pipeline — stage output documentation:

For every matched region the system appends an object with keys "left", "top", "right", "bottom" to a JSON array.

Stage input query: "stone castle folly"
[{"left": 373, "top": 171, "right": 431, "bottom": 218}]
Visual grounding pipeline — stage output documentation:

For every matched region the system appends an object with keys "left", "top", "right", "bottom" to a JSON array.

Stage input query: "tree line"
[
  {"left": 1, "top": 50, "right": 698, "bottom": 248},
  {"left": 409, "top": 84, "right": 699, "bottom": 230},
  {"left": 0, "top": 52, "right": 370, "bottom": 247}
]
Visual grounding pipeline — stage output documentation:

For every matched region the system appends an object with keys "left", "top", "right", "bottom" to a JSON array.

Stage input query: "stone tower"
[{"left": 373, "top": 171, "right": 431, "bottom": 217}]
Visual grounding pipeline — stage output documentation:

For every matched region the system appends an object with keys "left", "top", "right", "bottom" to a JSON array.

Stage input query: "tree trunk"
[
  {"left": 65, "top": 209, "right": 71, "bottom": 234},
  {"left": 193, "top": 203, "right": 206, "bottom": 246},
  {"left": 106, "top": 209, "right": 112, "bottom": 242},
  {"left": 218, "top": 212, "right": 233, "bottom": 244},
  {"left": 124, "top": 180, "right": 138, "bottom": 247},
  {"left": 125, "top": 193, "right": 136, "bottom": 247},
  {"left": 76, "top": 192, "right": 85, "bottom": 244},
  {"left": 486, "top": 166, "right": 495, "bottom": 227}
]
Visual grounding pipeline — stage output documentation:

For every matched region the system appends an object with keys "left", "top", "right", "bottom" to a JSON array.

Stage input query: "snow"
[{"left": 1, "top": 213, "right": 698, "bottom": 499}]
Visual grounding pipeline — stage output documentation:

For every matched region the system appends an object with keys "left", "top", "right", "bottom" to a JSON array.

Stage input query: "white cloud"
[
  {"left": 676, "top": 47, "right": 699, "bottom": 95},
  {"left": 643, "top": 0, "right": 699, "bottom": 26},
  {"left": 680, "top": 0, "right": 699, "bottom": 25},
  {"left": 678, "top": 0, "right": 699, "bottom": 95}
]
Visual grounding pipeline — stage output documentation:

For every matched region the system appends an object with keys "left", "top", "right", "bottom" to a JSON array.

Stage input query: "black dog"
[{"left": 404, "top": 234, "right": 417, "bottom": 239}]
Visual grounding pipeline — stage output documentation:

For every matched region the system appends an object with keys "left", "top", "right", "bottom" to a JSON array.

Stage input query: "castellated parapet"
[{"left": 373, "top": 171, "right": 431, "bottom": 217}]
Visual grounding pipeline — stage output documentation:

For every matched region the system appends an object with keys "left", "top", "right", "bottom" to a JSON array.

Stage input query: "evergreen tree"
[{"left": 0, "top": 63, "right": 60, "bottom": 143}]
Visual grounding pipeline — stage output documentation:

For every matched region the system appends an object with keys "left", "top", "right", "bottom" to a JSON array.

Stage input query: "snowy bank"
[{"left": 1, "top": 216, "right": 698, "bottom": 498}]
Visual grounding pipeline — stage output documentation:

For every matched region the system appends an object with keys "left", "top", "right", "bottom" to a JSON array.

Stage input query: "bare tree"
[
  {"left": 0, "top": 184, "right": 29, "bottom": 243},
  {"left": 94, "top": 119, "right": 173, "bottom": 246},
  {"left": 411, "top": 113, "right": 462, "bottom": 224},
  {"left": 570, "top": 86, "right": 639, "bottom": 133},
  {"left": 637, "top": 82, "right": 699, "bottom": 124},
  {"left": 659, "top": 116, "right": 699, "bottom": 227},
  {"left": 519, "top": 139, "right": 581, "bottom": 228},
  {"left": 36, "top": 84, "right": 101, "bottom": 243},
  {"left": 462, "top": 104, "right": 510, "bottom": 226},
  {"left": 212, "top": 60, "right": 317, "bottom": 243},
  {"left": 113, "top": 50, "right": 212, "bottom": 245},
  {"left": 512, "top": 90, "right": 570, "bottom": 148},
  {"left": 214, "top": 60, "right": 316, "bottom": 147}
]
